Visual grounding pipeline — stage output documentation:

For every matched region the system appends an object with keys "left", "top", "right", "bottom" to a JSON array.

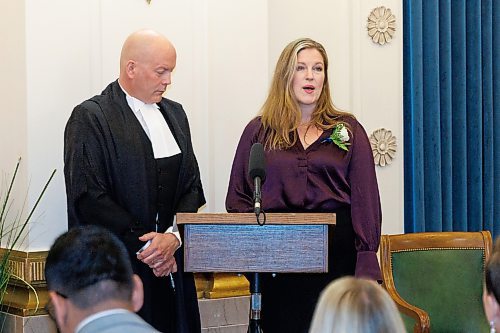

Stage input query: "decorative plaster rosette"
[
  {"left": 370, "top": 128, "right": 397, "bottom": 166},
  {"left": 367, "top": 6, "right": 396, "bottom": 45}
]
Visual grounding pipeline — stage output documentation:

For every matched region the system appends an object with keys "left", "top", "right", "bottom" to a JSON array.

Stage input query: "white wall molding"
[{"left": 1, "top": 0, "right": 404, "bottom": 250}]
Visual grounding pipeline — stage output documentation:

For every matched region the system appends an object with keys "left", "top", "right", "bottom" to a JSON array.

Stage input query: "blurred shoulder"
[
  {"left": 339, "top": 115, "right": 367, "bottom": 134},
  {"left": 241, "top": 116, "right": 265, "bottom": 139}
]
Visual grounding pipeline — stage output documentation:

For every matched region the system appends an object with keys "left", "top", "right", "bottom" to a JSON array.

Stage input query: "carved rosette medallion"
[
  {"left": 370, "top": 128, "right": 397, "bottom": 167},
  {"left": 367, "top": 6, "right": 396, "bottom": 45}
]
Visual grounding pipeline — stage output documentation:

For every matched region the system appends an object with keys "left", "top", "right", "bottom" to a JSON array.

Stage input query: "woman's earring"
[{"left": 490, "top": 320, "right": 496, "bottom": 333}]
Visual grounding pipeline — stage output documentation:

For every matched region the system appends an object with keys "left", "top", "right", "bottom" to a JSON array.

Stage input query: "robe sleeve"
[
  {"left": 64, "top": 101, "right": 138, "bottom": 235},
  {"left": 347, "top": 121, "right": 382, "bottom": 280},
  {"left": 225, "top": 118, "right": 262, "bottom": 212},
  {"left": 173, "top": 106, "right": 206, "bottom": 213}
]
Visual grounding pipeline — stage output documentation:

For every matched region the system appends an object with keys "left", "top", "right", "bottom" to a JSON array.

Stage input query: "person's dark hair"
[
  {"left": 485, "top": 237, "right": 500, "bottom": 303},
  {"left": 45, "top": 225, "right": 134, "bottom": 309}
]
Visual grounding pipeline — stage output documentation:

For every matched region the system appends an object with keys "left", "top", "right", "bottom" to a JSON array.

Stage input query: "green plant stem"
[
  {"left": 0, "top": 158, "right": 56, "bottom": 306},
  {"left": 9, "top": 168, "right": 57, "bottom": 249},
  {"left": 0, "top": 158, "right": 21, "bottom": 239}
]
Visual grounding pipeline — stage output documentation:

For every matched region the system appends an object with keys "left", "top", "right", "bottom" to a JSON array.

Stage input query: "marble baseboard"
[
  {"left": 0, "top": 313, "right": 57, "bottom": 333},
  {"left": 202, "top": 324, "right": 248, "bottom": 333},
  {"left": 0, "top": 296, "right": 250, "bottom": 333},
  {"left": 199, "top": 295, "right": 250, "bottom": 329}
]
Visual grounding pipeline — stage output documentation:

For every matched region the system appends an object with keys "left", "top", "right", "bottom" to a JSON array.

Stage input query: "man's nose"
[{"left": 162, "top": 73, "right": 171, "bottom": 85}]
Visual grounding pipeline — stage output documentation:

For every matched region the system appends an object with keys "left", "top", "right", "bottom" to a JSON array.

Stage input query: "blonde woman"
[
  {"left": 226, "top": 38, "right": 381, "bottom": 332},
  {"left": 309, "top": 277, "right": 406, "bottom": 333}
]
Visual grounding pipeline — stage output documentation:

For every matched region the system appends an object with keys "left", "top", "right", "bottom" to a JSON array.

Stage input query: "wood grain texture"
[
  {"left": 177, "top": 213, "right": 336, "bottom": 225},
  {"left": 184, "top": 224, "right": 329, "bottom": 273}
]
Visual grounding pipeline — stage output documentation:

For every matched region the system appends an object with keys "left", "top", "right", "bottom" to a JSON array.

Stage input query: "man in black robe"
[{"left": 64, "top": 30, "right": 205, "bottom": 333}]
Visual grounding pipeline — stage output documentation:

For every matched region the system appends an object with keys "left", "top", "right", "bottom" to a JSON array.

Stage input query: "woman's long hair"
[{"left": 260, "top": 38, "right": 353, "bottom": 150}]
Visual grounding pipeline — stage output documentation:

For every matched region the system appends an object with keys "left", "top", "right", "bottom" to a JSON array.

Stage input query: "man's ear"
[
  {"left": 48, "top": 291, "right": 68, "bottom": 329},
  {"left": 131, "top": 274, "right": 144, "bottom": 313},
  {"left": 484, "top": 290, "right": 500, "bottom": 322},
  {"left": 125, "top": 60, "right": 136, "bottom": 78}
]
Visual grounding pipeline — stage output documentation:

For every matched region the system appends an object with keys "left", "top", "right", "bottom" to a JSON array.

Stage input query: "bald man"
[{"left": 64, "top": 30, "right": 205, "bottom": 333}]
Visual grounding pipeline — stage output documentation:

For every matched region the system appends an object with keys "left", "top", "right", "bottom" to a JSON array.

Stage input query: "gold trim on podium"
[
  {"left": 195, "top": 273, "right": 250, "bottom": 299},
  {"left": 194, "top": 273, "right": 211, "bottom": 298}
]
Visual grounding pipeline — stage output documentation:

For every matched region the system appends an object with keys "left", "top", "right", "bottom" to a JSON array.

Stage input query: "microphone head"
[{"left": 248, "top": 143, "right": 266, "bottom": 181}]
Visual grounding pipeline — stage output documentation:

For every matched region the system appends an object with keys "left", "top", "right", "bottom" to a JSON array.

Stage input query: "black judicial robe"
[{"left": 64, "top": 80, "right": 206, "bottom": 332}]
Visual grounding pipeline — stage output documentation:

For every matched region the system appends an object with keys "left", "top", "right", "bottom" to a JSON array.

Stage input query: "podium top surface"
[{"left": 177, "top": 212, "right": 336, "bottom": 225}]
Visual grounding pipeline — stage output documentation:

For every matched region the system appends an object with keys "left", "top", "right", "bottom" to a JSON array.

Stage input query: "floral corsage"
[{"left": 322, "top": 123, "right": 350, "bottom": 151}]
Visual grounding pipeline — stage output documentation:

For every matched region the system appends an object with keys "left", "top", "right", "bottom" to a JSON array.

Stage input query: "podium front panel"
[{"left": 183, "top": 224, "right": 329, "bottom": 273}]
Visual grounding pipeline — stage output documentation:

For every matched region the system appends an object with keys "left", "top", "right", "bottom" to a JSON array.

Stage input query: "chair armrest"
[{"left": 382, "top": 283, "right": 430, "bottom": 333}]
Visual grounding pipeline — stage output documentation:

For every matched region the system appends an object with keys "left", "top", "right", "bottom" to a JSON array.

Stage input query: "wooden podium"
[
  {"left": 177, "top": 213, "right": 336, "bottom": 332},
  {"left": 177, "top": 212, "right": 336, "bottom": 273}
]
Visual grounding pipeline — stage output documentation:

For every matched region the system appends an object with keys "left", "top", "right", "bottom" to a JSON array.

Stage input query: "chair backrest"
[{"left": 381, "top": 231, "right": 492, "bottom": 333}]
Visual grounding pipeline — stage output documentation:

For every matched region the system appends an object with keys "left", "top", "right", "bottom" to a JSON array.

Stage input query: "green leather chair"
[{"left": 380, "top": 231, "right": 492, "bottom": 333}]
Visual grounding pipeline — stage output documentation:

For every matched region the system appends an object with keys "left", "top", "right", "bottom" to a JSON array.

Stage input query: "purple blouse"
[{"left": 225, "top": 116, "right": 382, "bottom": 280}]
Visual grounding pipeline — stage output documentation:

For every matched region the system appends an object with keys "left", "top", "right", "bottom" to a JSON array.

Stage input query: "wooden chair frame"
[{"left": 380, "top": 231, "right": 492, "bottom": 333}]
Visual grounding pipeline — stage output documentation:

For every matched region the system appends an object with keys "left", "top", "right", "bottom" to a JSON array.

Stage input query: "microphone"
[{"left": 248, "top": 143, "right": 266, "bottom": 216}]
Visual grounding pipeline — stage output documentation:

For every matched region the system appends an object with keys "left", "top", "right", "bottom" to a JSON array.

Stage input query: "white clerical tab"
[{"left": 140, "top": 104, "right": 181, "bottom": 158}]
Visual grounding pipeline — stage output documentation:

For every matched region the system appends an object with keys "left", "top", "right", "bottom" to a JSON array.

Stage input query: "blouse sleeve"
[
  {"left": 225, "top": 118, "right": 263, "bottom": 212},
  {"left": 347, "top": 121, "right": 382, "bottom": 280}
]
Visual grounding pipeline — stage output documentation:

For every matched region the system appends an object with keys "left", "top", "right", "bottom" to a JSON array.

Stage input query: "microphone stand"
[
  {"left": 247, "top": 144, "right": 266, "bottom": 332},
  {"left": 248, "top": 206, "right": 265, "bottom": 333},
  {"left": 247, "top": 272, "right": 263, "bottom": 333}
]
